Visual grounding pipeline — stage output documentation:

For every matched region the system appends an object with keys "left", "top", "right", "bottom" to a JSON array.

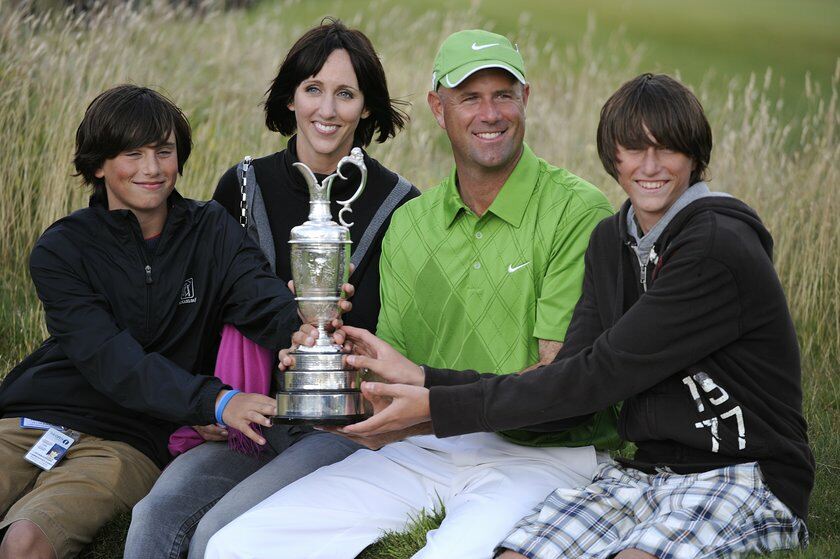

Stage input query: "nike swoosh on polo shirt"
[{"left": 508, "top": 262, "right": 530, "bottom": 273}]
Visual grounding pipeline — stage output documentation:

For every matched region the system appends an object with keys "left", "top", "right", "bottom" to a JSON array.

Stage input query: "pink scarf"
[{"left": 168, "top": 324, "right": 273, "bottom": 457}]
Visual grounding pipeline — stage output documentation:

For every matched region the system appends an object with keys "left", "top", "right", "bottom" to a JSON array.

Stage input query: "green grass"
[
  {"left": 455, "top": 0, "right": 839, "bottom": 87},
  {"left": 358, "top": 502, "right": 447, "bottom": 559},
  {"left": 78, "top": 513, "right": 131, "bottom": 559},
  {"left": 281, "top": 0, "right": 840, "bottom": 116},
  {"left": 0, "top": 1, "right": 837, "bottom": 557}
]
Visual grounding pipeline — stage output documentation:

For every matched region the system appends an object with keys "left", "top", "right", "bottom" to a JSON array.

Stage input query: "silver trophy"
[{"left": 274, "top": 147, "right": 369, "bottom": 424}]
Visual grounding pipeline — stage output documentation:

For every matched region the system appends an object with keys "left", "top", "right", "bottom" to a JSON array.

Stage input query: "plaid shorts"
[{"left": 498, "top": 461, "right": 807, "bottom": 559}]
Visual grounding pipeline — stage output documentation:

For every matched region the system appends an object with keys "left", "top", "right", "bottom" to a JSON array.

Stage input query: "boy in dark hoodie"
[{"left": 326, "top": 73, "right": 813, "bottom": 558}]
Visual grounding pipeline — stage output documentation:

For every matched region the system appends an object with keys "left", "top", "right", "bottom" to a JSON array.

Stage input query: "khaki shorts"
[{"left": 0, "top": 417, "right": 160, "bottom": 559}]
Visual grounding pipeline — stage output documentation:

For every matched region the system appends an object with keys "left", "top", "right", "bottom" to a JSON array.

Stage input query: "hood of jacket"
[{"left": 618, "top": 194, "right": 774, "bottom": 262}]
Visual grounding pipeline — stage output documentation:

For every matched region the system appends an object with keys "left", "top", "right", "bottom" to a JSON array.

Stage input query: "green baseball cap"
[{"left": 432, "top": 29, "right": 526, "bottom": 90}]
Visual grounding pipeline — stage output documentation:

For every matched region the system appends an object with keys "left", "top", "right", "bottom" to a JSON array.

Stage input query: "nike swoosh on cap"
[{"left": 471, "top": 42, "right": 499, "bottom": 51}]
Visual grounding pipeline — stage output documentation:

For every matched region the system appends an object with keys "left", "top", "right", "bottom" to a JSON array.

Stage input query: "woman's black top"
[{"left": 213, "top": 136, "right": 419, "bottom": 333}]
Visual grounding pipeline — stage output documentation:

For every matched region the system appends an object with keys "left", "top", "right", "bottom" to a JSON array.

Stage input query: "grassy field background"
[{"left": 0, "top": 1, "right": 837, "bottom": 557}]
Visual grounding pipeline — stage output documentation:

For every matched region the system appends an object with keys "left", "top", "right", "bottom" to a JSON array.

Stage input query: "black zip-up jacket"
[
  {"left": 0, "top": 191, "right": 299, "bottom": 467},
  {"left": 424, "top": 197, "right": 814, "bottom": 520}
]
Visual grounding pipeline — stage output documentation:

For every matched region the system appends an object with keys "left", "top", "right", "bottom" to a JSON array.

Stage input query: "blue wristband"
[{"left": 215, "top": 389, "right": 240, "bottom": 427}]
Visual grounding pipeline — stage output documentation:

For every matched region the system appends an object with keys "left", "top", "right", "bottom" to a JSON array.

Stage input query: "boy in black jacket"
[
  {"left": 0, "top": 85, "right": 319, "bottom": 559},
  {"left": 326, "top": 74, "right": 813, "bottom": 558}
]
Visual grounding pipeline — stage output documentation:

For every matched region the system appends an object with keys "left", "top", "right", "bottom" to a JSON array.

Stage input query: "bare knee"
[
  {"left": 616, "top": 549, "right": 659, "bottom": 559},
  {"left": 496, "top": 551, "right": 528, "bottom": 559},
  {"left": 0, "top": 520, "right": 56, "bottom": 559}
]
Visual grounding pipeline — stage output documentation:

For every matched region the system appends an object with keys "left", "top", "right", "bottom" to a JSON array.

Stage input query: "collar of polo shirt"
[{"left": 441, "top": 143, "right": 540, "bottom": 229}]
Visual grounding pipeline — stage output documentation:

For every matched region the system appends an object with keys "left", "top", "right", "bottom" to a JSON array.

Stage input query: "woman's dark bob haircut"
[
  {"left": 74, "top": 84, "right": 192, "bottom": 195},
  {"left": 597, "top": 73, "right": 712, "bottom": 186},
  {"left": 264, "top": 18, "right": 408, "bottom": 146}
]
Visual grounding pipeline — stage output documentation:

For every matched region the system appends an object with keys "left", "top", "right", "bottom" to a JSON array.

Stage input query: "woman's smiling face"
[{"left": 288, "top": 48, "right": 369, "bottom": 174}]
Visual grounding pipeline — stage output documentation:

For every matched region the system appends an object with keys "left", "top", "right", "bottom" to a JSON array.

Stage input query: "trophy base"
[{"left": 271, "top": 414, "right": 368, "bottom": 426}]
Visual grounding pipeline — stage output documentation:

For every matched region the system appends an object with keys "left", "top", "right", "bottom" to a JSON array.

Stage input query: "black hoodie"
[
  {"left": 0, "top": 192, "right": 299, "bottom": 467},
  {"left": 425, "top": 197, "right": 814, "bottom": 521}
]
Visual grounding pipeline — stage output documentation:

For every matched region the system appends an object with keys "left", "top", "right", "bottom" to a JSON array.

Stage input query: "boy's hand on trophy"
[{"left": 341, "top": 326, "right": 425, "bottom": 386}]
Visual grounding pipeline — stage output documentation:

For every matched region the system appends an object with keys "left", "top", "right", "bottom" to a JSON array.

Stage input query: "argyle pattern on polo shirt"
[{"left": 377, "top": 145, "right": 613, "bottom": 376}]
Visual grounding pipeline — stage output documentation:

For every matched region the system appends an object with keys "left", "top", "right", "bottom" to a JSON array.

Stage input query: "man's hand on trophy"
[
  {"left": 193, "top": 423, "right": 228, "bottom": 441},
  {"left": 215, "top": 390, "right": 275, "bottom": 445},
  {"left": 337, "top": 382, "right": 431, "bottom": 437},
  {"left": 339, "top": 326, "right": 425, "bottom": 387}
]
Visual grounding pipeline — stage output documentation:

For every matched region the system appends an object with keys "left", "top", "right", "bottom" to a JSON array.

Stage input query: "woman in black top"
[
  {"left": 213, "top": 136, "right": 414, "bottom": 331},
  {"left": 125, "top": 20, "right": 418, "bottom": 559}
]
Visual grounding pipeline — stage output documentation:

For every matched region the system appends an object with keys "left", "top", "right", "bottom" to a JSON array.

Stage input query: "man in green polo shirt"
[{"left": 204, "top": 30, "right": 618, "bottom": 559}]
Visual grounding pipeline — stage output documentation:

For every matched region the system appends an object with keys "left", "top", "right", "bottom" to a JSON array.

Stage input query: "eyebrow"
[
  {"left": 302, "top": 78, "right": 360, "bottom": 92},
  {"left": 124, "top": 141, "right": 175, "bottom": 152},
  {"left": 456, "top": 87, "right": 516, "bottom": 99}
]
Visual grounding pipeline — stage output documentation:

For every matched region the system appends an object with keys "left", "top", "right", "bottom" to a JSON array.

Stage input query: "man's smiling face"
[{"left": 430, "top": 68, "right": 529, "bottom": 175}]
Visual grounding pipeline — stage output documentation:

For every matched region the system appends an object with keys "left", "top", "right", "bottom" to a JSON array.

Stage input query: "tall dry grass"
[{"left": 0, "top": 0, "right": 837, "bottom": 548}]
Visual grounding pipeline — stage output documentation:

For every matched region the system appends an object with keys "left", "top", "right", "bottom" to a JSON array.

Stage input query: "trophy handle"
[{"left": 335, "top": 147, "right": 367, "bottom": 227}]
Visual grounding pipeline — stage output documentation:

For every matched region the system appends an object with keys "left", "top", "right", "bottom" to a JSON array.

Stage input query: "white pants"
[{"left": 205, "top": 433, "right": 601, "bottom": 559}]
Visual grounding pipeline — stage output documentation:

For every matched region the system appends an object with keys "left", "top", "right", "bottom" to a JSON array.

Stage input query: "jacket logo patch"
[{"left": 179, "top": 278, "right": 197, "bottom": 305}]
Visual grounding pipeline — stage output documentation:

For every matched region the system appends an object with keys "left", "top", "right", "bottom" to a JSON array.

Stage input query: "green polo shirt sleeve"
[{"left": 533, "top": 177, "right": 614, "bottom": 342}]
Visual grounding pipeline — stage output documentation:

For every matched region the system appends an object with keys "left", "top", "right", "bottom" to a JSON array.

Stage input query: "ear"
[
  {"left": 427, "top": 91, "right": 446, "bottom": 130},
  {"left": 287, "top": 100, "right": 295, "bottom": 112},
  {"left": 94, "top": 167, "right": 105, "bottom": 179},
  {"left": 521, "top": 82, "right": 531, "bottom": 108},
  {"left": 361, "top": 107, "right": 370, "bottom": 119}
]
